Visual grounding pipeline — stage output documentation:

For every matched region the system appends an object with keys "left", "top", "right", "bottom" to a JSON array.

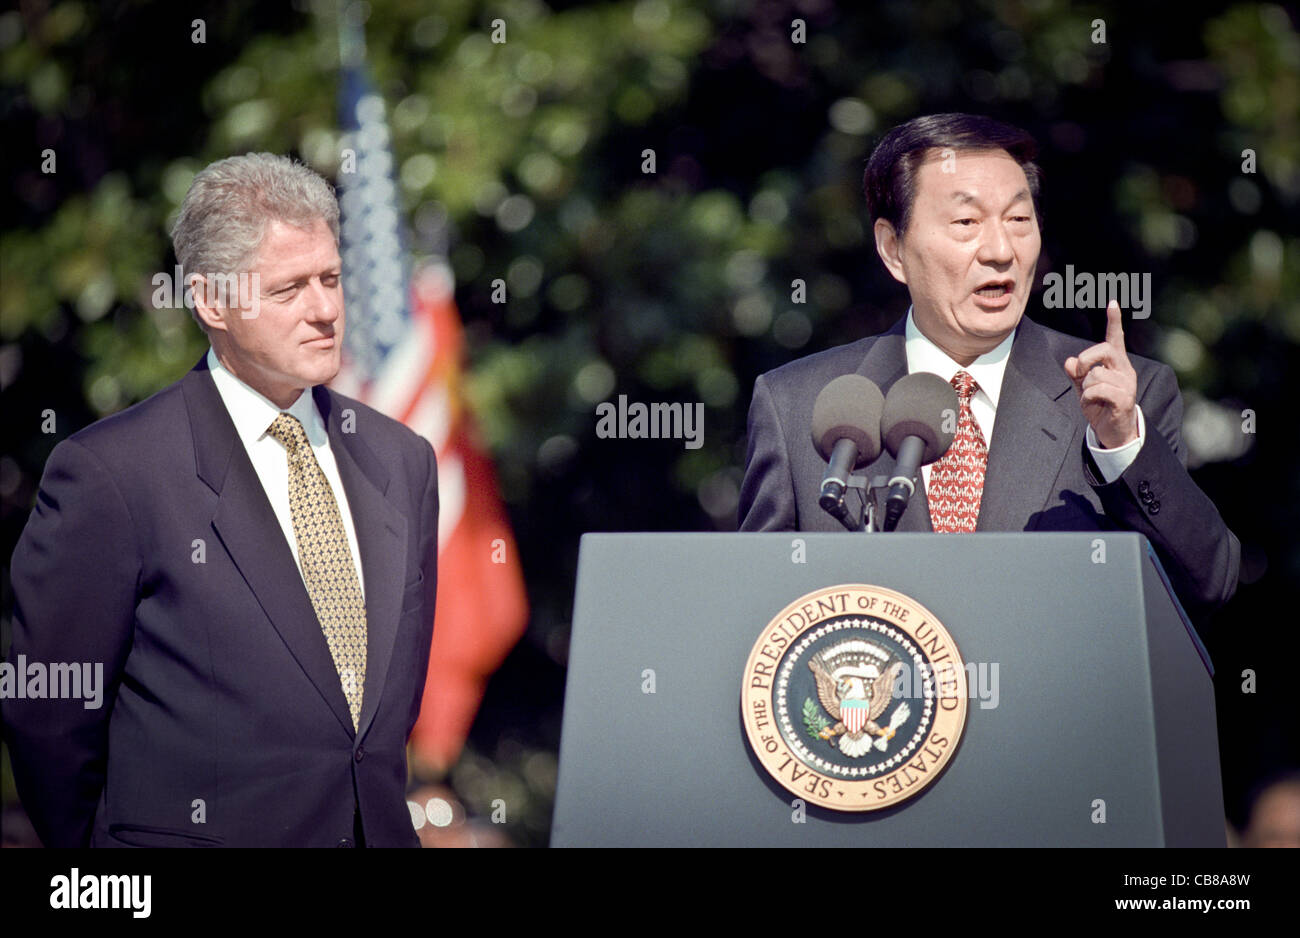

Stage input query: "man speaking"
[
  {"left": 738, "top": 113, "right": 1238, "bottom": 619},
  {"left": 4, "top": 153, "right": 439, "bottom": 846}
]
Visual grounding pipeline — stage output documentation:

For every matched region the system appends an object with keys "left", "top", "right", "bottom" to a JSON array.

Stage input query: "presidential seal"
[{"left": 740, "top": 585, "right": 967, "bottom": 812}]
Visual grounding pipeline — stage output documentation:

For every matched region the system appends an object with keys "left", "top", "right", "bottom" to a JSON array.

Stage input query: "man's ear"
[
  {"left": 189, "top": 275, "right": 228, "bottom": 333},
  {"left": 873, "top": 218, "right": 907, "bottom": 286}
]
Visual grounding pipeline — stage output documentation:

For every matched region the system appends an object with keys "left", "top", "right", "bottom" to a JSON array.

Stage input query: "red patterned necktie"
[{"left": 927, "top": 371, "right": 987, "bottom": 533}]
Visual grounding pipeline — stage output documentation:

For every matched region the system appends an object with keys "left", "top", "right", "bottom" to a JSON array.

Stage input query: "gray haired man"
[{"left": 4, "top": 153, "right": 440, "bottom": 847}]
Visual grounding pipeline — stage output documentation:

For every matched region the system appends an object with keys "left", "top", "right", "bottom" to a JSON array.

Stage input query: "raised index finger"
[{"left": 1104, "top": 299, "right": 1125, "bottom": 352}]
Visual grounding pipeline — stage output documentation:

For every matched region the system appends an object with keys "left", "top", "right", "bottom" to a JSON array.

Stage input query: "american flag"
[{"left": 332, "top": 12, "right": 529, "bottom": 774}]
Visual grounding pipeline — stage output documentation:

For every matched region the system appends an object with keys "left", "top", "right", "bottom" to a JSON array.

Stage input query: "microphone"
[
  {"left": 811, "top": 375, "right": 885, "bottom": 523},
  {"left": 880, "top": 373, "right": 959, "bottom": 532}
]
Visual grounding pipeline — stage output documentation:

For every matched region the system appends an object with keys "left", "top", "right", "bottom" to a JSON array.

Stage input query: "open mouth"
[{"left": 974, "top": 280, "right": 1014, "bottom": 298}]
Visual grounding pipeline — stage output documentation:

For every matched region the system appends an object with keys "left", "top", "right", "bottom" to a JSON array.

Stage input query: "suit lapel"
[
  {"left": 183, "top": 359, "right": 357, "bottom": 737},
  {"left": 313, "top": 387, "right": 408, "bottom": 741},
  {"left": 854, "top": 319, "right": 933, "bottom": 532},
  {"left": 977, "top": 318, "right": 1077, "bottom": 531}
]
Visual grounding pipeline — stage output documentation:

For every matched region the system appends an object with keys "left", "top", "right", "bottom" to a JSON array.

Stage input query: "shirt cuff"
[{"left": 1086, "top": 406, "right": 1145, "bottom": 484}]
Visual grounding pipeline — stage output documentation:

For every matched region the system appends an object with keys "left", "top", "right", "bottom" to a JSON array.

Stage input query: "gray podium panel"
[{"left": 550, "top": 533, "right": 1224, "bottom": 847}]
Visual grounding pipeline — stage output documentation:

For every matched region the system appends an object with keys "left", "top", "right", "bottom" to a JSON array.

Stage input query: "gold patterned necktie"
[
  {"left": 927, "top": 371, "right": 988, "bottom": 533},
  {"left": 266, "top": 412, "right": 366, "bottom": 730}
]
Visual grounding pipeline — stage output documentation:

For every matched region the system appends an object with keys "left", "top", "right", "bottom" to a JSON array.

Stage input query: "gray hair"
[{"left": 171, "top": 153, "right": 339, "bottom": 326}]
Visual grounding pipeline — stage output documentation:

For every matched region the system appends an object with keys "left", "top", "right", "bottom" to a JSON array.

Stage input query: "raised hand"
[{"left": 1063, "top": 300, "right": 1140, "bottom": 449}]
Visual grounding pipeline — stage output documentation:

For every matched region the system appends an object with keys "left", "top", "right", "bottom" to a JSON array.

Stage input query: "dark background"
[{"left": 2, "top": 0, "right": 1297, "bottom": 847}]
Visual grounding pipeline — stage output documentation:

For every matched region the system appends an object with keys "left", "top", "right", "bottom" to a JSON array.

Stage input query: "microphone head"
[
  {"left": 881, "top": 372, "right": 960, "bottom": 464},
  {"left": 811, "top": 374, "right": 884, "bottom": 467}
]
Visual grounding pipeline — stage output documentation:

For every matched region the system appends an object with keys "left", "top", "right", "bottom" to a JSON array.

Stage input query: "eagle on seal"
[{"left": 809, "top": 651, "right": 910, "bottom": 758}]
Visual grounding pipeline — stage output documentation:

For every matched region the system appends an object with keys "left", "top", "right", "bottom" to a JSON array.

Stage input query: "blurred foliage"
[{"left": 2, "top": 0, "right": 1298, "bottom": 845}]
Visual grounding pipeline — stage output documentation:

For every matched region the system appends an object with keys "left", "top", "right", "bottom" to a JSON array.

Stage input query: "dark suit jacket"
[
  {"left": 738, "top": 315, "right": 1239, "bottom": 619},
  {"left": 3, "top": 356, "right": 439, "bottom": 847}
]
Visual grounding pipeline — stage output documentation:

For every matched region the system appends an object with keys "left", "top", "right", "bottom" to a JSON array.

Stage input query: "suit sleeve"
[
  {"left": 738, "top": 373, "right": 798, "bottom": 531},
  {"left": 405, "top": 439, "right": 439, "bottom": 737},
  {"left": 1083, "top": 362, "right": 1240, "bottom": 617},
  {"left": 3, "top": 439, "right": 140, "bottom": 847}
]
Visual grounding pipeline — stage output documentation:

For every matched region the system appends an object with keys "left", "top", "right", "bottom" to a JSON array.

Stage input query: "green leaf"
[{"left": 802, "top": 697, "right": 830, "bottom": 740}]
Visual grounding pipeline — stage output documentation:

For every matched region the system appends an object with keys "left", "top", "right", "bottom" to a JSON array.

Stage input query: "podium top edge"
[{"left": 576, "top": 531, "right": 1155, "bottom": 542}]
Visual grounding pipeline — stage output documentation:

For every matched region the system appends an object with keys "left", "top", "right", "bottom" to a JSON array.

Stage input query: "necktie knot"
[
  {"left": 267, "top": 412, "right": 310, "bottom": 456},
  {"left": 952, "top": 370, "right": 978, "bottom": 403}
]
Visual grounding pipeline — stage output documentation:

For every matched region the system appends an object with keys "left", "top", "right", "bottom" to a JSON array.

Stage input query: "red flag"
[
  {"left": 410, "top": 268, "right": 527, "bottom": 774},
  {"left": 339, "top": 265, "right": 529, "bottom": 774}
]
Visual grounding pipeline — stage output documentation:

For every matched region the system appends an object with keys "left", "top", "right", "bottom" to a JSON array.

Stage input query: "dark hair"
[{"left": 863, "top": 113, "right": 1043, "bottom": 235}]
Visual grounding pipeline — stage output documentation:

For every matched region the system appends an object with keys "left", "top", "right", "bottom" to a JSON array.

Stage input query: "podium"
[{"left": 550, "top": 533, "right": 1224, "bottom": 847}]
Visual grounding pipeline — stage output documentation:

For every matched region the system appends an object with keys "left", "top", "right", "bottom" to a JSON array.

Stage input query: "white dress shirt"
[
  {"left": 902, "top": 308, "right": 1144, "bottom": 491},
  {"left": 206, "top": 348, "right": 366, "bottom": 598}
]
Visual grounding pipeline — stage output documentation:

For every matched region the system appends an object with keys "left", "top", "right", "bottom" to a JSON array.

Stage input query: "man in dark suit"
[
  {"left": 739, "top": 114, "right": 1238, "bottom": 619},
  {"left": 3, "top": 153, "right": 439, "bottom": 847}
]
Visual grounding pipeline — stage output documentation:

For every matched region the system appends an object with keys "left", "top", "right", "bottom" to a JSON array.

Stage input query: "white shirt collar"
[
  {"left": 206, "top": 347, "right": 323, "bottom": 446},
  {"left": 903, "top": 306, "right": 1015, "bottom": 408}
]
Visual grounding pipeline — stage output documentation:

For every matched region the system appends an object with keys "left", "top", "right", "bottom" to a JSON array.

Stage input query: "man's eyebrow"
[{"left": 264, "top": 265, "right": 342, "bottom": 290}]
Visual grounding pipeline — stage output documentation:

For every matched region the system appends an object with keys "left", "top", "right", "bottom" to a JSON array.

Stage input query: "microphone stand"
[{"left": 822, "top": 474, "right": 899, "bottom": 532}]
